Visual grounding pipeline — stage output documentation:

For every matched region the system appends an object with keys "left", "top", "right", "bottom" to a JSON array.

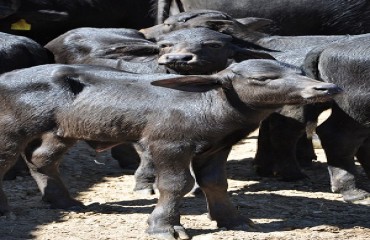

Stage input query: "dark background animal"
[
  {"left": 252, "top": 34, "right": 370, "bottom": 204},
  {"left": 302, "top": 36, "right": 370, "bottom": 204},
  {"left": 0, "top": 31, "right": 53, "bottom": 73},
  {"left": 0, "top": 60, "right": 340, "bottom": 239},
  {"left": 142, "top": 9, "right": 277, "bottom": 41},
  {"left": 0, "top": 0, "right": 156, "bottom": 45},
  {"left": 157, "top": 0, "right": 370, "bottom": 35}
]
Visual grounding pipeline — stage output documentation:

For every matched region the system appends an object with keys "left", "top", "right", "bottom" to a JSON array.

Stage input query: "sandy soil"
[{"left": 2, "top": 114, "right": 370, "bottom": 239}]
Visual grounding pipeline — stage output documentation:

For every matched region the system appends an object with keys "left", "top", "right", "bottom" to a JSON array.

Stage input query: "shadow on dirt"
[{"left": 2, "top": 142, "right": 370, "bottom": 239}]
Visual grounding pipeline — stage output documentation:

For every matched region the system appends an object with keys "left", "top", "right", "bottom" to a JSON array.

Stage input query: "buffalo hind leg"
[
  {"left": 146, "top": 141, "right": 194, "bottom": 240},
  {"left": 193, "top": 147, "right": 255, "bottom": 230},
  {"left": 356, "top": 137, "right": 370, "bottom": 179},
  {"left": 24, "top": 132, "right": 83, "bottom": 210},
  {"left": 3, "top": 157, "right": 29, "bottom": 180},
  {"left": 296, "top": 132, "right": 317, "bottom": 168},
  {"left": 255, "top": 113, "right": 307, "bottom": 181},
  {"left": 0, "top": 137, "right": 23, "bottom": 215},
  {"left": 0, "top": 154, "right": 20, "bottom": 215},
  {"left": 253, "top": 117, "right": 275, "bottom": 177},
  {"left": 317, "top": 106, "right": 370, "bottom": 204},
  {"left": 134, "top": 144, "right": 156, "bottom": 195},
  {"left": 111, "top": 143, "right": 140, "bottom": 170}
]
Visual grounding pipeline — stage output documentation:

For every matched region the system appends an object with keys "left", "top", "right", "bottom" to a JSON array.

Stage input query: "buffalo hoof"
[
  {"left": 296, "top": 151, "right": 317, "bottom": 168},
  {"left": 188, "top": 185, "right": 203, "bottom": 197},
  {"left": 217, "top": 215, "right": 259, "bottom": 231},
  {"left": 275, "top": 168, "right": 308, "bottom": 182},
  {"left": 3, "top": 170, "right": 30, "bottom": 180},
  {"left": 0, "top": 211, "right": 16, "bottom": 220},
  {"left": 0, "top": 205, "right": 10, "bottom": 216},
  {"left": 45, "top": 197, "right": 85, "bottom": 211},
  {"left": 3, "top": 160, "right": 29, "bottom": 180},
  {"left": 134, "top": 182, "right": 156, "bottom": 195},
  {"left": 254, "top": 164, "right": 308, "bottom": 181},
  {"left": 3, "top": 171, "right": 17, "bottom": 180},
  {"left": 117, "top": 162, "right": 139, "bottom": 171},
  {"left": 254, "top": 164, "right": 274, "bottom": 178},
  {"left": 352, "top": 197, "right": 370, "bottom": 205},
  {"left": 297, "top": 158, "right": 314, "bottom": 168},
  {"left": 134, "top": 188, "right": 155, "bottom": 196},
  {"left": 342, "top": 189, "right": 370, "bottom": 205},
  {"left": 147, "top": 225, "right": 190, "bottom": 240}
]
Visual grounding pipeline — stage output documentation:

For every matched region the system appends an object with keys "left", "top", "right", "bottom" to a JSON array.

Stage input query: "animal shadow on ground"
[
  {"left": 2, "top": 141, "right": 370, "bottom": 239},
  {"left": 224, "top": 156, "right": 370, "bottom": 232}
]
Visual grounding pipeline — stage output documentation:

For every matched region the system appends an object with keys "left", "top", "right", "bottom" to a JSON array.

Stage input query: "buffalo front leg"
[
  {"left": 24, "top": 132, "right": 83, "bottom": 210},
  {"left": 193, "top": 147, "right": 255, "bottom": 230},
  {"left": 146, "top": 141, "right": 194, "bottom": 240}
]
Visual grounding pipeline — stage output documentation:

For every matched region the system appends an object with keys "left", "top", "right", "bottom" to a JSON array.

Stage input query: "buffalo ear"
[
  {"left": 200, "top": 19, "right": 269, "bottom": 42},
  {"left": 236, "top": 17, "right": 276, "bottom": 31},
  {"left": 199, "top": 19, "right": 238, "bottom": 33},
  {"left": 302, "top": 46, "right": 327, "bottom": 79},
  {"left": 201, "top": 17, "right": 276, "bottom": 33},
  {"left": 233, "top": 48, "right": 276, "bottom": 62},
  {"left": 151, "top": 76, "right": 221, "bottom": 92}
]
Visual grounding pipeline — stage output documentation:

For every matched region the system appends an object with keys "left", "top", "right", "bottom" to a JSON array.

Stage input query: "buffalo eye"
[
  {"left": 202, "top": 41, "right": 224, "bottom": 49},
  {"left": 158, "top": 42, "right": 173, "bottom": 48},
  {"left": 250, "top": 76, "right": 279, "bottom": 82}
]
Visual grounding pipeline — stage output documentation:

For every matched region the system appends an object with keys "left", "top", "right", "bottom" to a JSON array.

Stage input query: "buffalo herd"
[{"left": 0, "top": 1, "right": 369, "bottom": 239}]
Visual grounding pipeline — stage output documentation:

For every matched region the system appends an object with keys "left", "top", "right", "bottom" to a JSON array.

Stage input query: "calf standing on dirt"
[
  {"left": 44, "top": 25, "right": 273, "bottom": 180},
  {"left": 0, "top": 60, "right": 341, "bottom": 239}
]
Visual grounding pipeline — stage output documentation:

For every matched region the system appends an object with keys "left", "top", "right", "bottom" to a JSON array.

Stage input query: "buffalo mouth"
[
  {"left": 164, "top": 60, "right": 219, "bottom": 74},
  {"left": 165, "top": 62, "right": 203, "bottom": 74},
  {"left": 301, "top": 85, "right": 343, "bottom": 103}
]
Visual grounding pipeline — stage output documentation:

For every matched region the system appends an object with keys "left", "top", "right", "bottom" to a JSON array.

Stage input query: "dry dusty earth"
[{"left": 1, "top": 112, "right": 370, "bottom": 240}]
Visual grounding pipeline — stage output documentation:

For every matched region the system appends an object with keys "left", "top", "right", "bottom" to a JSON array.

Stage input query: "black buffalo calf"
[
  {"left": 0, "top": 32, "right": 53, "bottom": 74},
  {"left": 0, "top": 60, "right": 340, "bottom": 239},
  {"left": 45, "top": 26, "right": 272, "bottom": 75},
  {"left": 157, "top": 0, "right": 370, "bottom": 35},
  {"left": 0, "top": 32, "right": 54, "bottom": 180},
  {"left": 45, "top": 27, "right": 164, "bottom": 74},
  {"left": 303, "top": 36, "right": 370, "bottom": 204},
  {"left": 255, "top": 34, "right": 370, "bottom": 203}
]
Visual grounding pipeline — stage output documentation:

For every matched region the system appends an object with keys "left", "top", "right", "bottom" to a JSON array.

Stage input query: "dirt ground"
[{"left": 1, "top": 112, "right": 370, "bottom": 240}]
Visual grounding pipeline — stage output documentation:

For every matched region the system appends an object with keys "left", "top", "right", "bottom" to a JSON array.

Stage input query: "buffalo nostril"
[
  {"left": 166, "top": 54, "right": 194, "bottom": 62},
  {"left": 313, "top": 85, "right": 343, "bottom": 95}
]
